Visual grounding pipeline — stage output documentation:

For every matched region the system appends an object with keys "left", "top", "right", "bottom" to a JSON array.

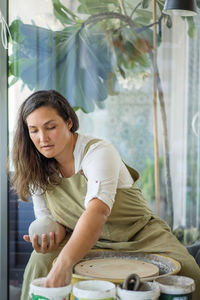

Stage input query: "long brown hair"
[{"left": 11, "top": 90, "right": 79, "bottom": 201}]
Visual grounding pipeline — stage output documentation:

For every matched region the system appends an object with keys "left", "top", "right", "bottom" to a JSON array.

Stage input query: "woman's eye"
[
  {"left": 47, "top": 126, "right": 56, "bottom": 130},
  {"left": 29, "top": 130, "right": 37, "bottom": 134}
]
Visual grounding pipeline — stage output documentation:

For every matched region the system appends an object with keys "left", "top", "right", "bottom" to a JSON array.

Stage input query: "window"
[
  {"left": 5, "top": 1, "right": 200, "bottom": 299},
  {"left": 0, "top": 1, "right": 8, "bottom": 299},
  {"left": 159, "top": 16, "right": 200, "bottom": 239}
]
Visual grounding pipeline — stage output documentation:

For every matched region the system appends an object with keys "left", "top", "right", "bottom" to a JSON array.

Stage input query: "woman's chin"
[{"left": 41, "top": 151, "right": 55, "bottom": 159}]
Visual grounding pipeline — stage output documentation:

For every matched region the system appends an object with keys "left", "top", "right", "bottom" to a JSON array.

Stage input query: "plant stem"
[
  {"left": 152, "top": 0, "right": 160, "bottom": 217},
  {"left": 130, "top": 1, "right": 142, "bottom": 19},
  {"left": 149, "top": 54, "right": 173, "bottom": 229},
  {"left": 84, "top": 12, "right": 137, "bottom": 30},
  {"left": 118, "top": 0, "right": 128, "bottom": 16},
  {"left": 157, "top": 67, "right": 174, "bottom": 228}
]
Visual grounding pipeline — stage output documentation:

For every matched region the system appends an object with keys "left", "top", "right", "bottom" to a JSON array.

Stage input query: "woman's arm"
[
  {"left": 45, "top": 198, "right": 110, "bottom": 287},
  {"left": 32, "top": 189, "right": 54, "bottom": 220},
  {"left": 24, "top": 191, "right": 67, "bottom": 252}
]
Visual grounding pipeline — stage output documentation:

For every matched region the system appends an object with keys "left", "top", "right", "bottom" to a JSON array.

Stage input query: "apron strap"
[
  {"left": 82, "top": 138, "right": 140, "bottom": 182},
  {"left": 123, "top": 162, "right": 140, "bottom": 181},
  {"left": 83, "top": 138, "right": 102, "bottom": 157}
]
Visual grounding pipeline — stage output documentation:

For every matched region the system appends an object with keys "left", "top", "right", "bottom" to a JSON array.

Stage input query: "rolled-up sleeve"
[
  {"left": 82, "top": 142, "right": 121, "bottom": 211},
  {"left": 32, "top": 188, "right": 55, "bottom": 220}
]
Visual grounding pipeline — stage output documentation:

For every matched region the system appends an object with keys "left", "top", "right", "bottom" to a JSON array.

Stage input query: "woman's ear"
[{"left": 67, "top": 118, "right": 73, "bottom": 130}]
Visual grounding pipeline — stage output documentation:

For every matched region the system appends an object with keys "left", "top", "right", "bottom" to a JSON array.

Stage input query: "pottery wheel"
[{"left": 74, "top": 258, "right": 159, "bottom": 280}]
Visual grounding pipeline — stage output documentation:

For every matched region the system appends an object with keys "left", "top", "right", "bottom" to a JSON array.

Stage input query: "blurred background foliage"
[{"left": 9, "top": 0, "right": 170, "bottom": 112}]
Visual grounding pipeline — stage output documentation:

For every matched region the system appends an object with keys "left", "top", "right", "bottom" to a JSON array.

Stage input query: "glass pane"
[
  {"left": 158, "top": 16, "right": 200, "bottom": 244},
  {"left": 8, "top": 0, "right": 200, "bottom": 298},
  {"left": 0, "top": 1, "right": 8, "bottom": 298},
  {"left": 8, "top": 0, "right": 62, "bottom": 297}
]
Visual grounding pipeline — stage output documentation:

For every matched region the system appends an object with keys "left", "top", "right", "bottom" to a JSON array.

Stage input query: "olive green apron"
[{"left": 20, "top": 139, "right": 200, "bottom": 300}]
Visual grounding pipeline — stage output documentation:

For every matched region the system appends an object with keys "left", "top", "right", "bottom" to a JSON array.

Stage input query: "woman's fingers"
[
  {"left": 32, "top": 234, "right": 40, "bottom": 252},
  {"left": 40, "top": 234, "right": 48, "bottom": 252},
  {"left": 23, "top": 235, "right": 30, "bottom": 243},
  {"left": 44, "top": 262, "right": 72, "bottom": 287},
  {"left": 32, "top": 232, "right": 59, "bottom": 253},
  {"left": 48, "top": 232, "right": 57, "bottom": 251}
]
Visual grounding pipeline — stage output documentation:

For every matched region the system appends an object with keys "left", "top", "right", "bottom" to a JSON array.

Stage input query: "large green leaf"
[
  {"left": 8, "top": 0, "right": 168, "bottom": 113},
  {"left": 165, "top": 15, "right": 172, "bottom": 29},
  {"left": 135, "top": 9, "right": 153, "bottom": 20},
  {"left": 111, "top": 27, "right": 152, "bottom": 73},
  {"left": 133, "top": 8, "right": 153, "bottom": 26},
  {"left": 78, "top": 0, "right": 119, "bottom": 15},
  {"left": 142, "top": 0, "right": 151, "bottom": 9},
  {"left": 186, "top": 17, "right": 196, "bottom": 38},
  {"left": 52, "top": 0, "right": 77, "bottom": 26},
  {"left": 9, "top": 20, "right": 116, "bottom": 112}
]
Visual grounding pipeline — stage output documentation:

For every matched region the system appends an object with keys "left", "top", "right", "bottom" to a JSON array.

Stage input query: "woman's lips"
[{"left": 41, "top": 145, "right": 54, "bottom": 150}]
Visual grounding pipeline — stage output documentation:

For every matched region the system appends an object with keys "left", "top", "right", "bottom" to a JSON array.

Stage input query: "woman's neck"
[
  {"left": 57, "top": 133, "right": 78, "bottom": 178},
  {"left": 59, "top": 163, "right": 74, "bottom": 178}
]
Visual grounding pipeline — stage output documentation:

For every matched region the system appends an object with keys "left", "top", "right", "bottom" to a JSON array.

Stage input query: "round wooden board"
[{"left": 74, "top": 257, "right": 159, "bottom": 280}]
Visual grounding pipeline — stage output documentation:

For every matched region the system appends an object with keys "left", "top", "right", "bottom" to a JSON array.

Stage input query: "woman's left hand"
[
  {"left": 44, "top": 259, "right": 72, "bottom": 287},
  {"left": 24, "top": 222, "right": 67, "bottom": 254}
]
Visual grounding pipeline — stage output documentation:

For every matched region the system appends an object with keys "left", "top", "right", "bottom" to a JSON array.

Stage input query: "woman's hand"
[
  {"left": 23, "top": 222, "right": 66, "bottom": 254},
  {"left": 45, "top": 258, "right": 72, "bottom": 287}
]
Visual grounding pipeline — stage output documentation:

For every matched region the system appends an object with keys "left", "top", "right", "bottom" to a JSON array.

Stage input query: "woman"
[{"left": 12, "top": 90, "right": 200, "bottom": 300}]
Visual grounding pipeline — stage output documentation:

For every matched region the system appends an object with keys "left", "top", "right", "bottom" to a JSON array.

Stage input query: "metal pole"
[
  {"left": 0, "top": 0, "right": 8, "bottom": 299},
  {"left": 152, "top": 0, "right": 160, "bottom": 216}
]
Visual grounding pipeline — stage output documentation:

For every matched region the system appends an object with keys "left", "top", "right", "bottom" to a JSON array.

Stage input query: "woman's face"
[{"left": 26, "top": 106, "right": 74, "bottom": 160}]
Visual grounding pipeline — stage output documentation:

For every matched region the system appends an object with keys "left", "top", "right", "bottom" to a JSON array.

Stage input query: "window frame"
[{"left": 0, "top": 0, "right": 9, "bottom": 299}]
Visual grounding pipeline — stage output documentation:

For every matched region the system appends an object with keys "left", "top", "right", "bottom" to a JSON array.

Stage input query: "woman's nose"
[{"left": 39, "top": 130, "right": 49, "bottom": 142}]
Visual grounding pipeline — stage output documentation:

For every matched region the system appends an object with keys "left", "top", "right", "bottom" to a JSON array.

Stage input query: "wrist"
[{"left": 56, "top": 252, "right": 74, "bottom": 270}]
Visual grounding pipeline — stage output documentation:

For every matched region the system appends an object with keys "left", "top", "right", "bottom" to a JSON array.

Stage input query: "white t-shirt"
[{"left": 32, "top": 134, "right": 133, "bottom": 218}]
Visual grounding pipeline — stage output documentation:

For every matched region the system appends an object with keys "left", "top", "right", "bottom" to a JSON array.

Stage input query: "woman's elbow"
[{"left": 88, "top": 198, "right": 110, "bottom": 220}]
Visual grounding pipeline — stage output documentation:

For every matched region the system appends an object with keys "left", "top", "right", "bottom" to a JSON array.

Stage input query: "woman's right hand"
[{"left": 23, "top": 222, "right": 66, "bottom": 254}]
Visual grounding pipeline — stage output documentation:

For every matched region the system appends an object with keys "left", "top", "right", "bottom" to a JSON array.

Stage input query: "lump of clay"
[{"left": 28, "top": 216, "right": 58, "bottom": 245}]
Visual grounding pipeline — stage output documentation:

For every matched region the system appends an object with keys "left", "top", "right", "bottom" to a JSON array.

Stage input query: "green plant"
[
  {"left": 8, "top": 0, "right": 198, "bottom": 228},
  {"left": 141, "top": 157, "right": 164, "bottom": 202},
  {"left": 8, "top": 0, "right": 168, "bottom": 113},
  {"left": 173, "top": 226, "right": 199, "bottom": 245}
]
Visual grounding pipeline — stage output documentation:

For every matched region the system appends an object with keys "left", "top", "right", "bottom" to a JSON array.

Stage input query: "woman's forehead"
[{"left": 26, "top": 106, "right": 62, "bottom": 126}]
